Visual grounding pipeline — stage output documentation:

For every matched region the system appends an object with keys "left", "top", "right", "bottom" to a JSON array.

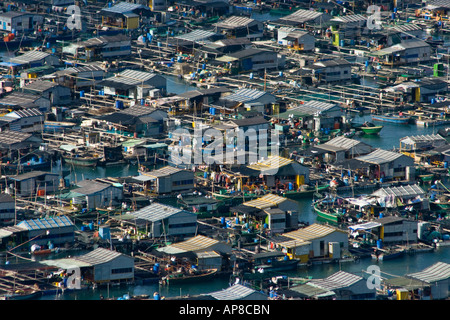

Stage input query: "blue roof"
[
  {"left": 0, "top": 61, "right": 21, "bottom": 67},
  {"left": 17, "top": 216, "right": 74, "bottom": 231}
]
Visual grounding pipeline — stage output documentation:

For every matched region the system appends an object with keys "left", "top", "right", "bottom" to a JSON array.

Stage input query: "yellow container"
[{"left": 396, "top": 289, "right": 409, "bottom": 300}]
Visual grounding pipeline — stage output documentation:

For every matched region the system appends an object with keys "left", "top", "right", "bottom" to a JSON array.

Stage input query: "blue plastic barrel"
[
  {"left": 377, "top": 239, "right": 383, "bottom": 249},
  {"left": 80, "top": 90, "right": 84, "bottom": 98}
]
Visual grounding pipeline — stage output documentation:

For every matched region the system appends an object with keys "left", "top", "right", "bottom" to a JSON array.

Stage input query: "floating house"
[
  {"left": 0, "top": 92, "right": 51, "bottom": 112},
  {"left": 8, "top": 171, "right": 59, "bottom": 197},
  {"left": 0, "top": 194, "right": 15, "bottom": 225},
  {"left": 282, "top": 223, "right": 348, "bottom": 260},
  {"left": 94, "top": 106, "right": 167, "bottom": 138},
  {"left": 62, "top": 34, "right": 132, "bottom": 61},
  {"left": 174, "top": 0, "right": 231, "bottom": 17},
  {"left": 329, "top": 14, "right": 367, "bottom": 46},
  {"left": 156, "top": 234, "right": 232, "bottom": 270},
  {"left": 216, "top": 48, "right": 282, "bottom": 74},
  {"left": 385, "top": 78, "right": 448, "bottom": 103},
  {"left": 128, "top": 202, "right": 197, "bottom": 239},
  {"left": 246, "top": 155, "right": 310, "bottom": 187},
  {"left": 274, "top": 9, "right": 331, "bottom": 28},
  {"left": 0, "top": 12, "right": 44, "bottom": 33},
  {"left": 213, "top": 16, "right": 264, "bottom": 39},
  {"left": 99, "top": 69, "right": 167, "bottom": 99},
  {"left": 100, "top": 2, "right": 151, "bottom": 30},
  {"left": 6, "top": 51, "right": 60, "bottom": 73},
  {"left": 277, "top": 27, "right": 315, "bottom": 51},
  {"left": 69, "top": 179, "right": 124, "bottom": 210},
  {"left": 417, "top": 0, "right": 450, "bottom": 21},
  {"left": 313, "top": 136, "right": 374, "bottom": 163},
  {"left": 404, "top": 262, "right": 450, "bottom": 300},
  {"left": 42, "top": 247, "right": 135, "bottom": 285},
  {"left": 16, "top": 215, "right": 75, "bottom": 248},
  {"left": 137, "top": 166, "right": 195, "bottom": 194},
  {"left": 0, "top": 130, "right": 42, "bottom": 151},
  {"left": 347, "top": 149, "right": 416, "bottom": 181},
  {"left": 1, "top": 108, "right": 44, "bottom": 133},
  {"left": 399, "top": 134, "right": 447, "bottom": 153},
  {"left": 51, "top": 64, "right": 105, "bottom": 90},
  {"left": 290, "top": 271, "right": 377, "bottom": 300},
  {"left": 385, "top": 24, "right": 425, "bottom": 46},
  {"left": 221, "top": 88, "right": 277, "bottom": 114},
  {"left": 303, "top": 59, "right": 353, "bottom": 84},
  {"left": 277, "top": 100, "right": 345, "bottom": 132},
  {"left": 370, "top": 40, "right": 432, "bottom": 66},
  {"left": 232, "top": 194, "right": 299, "bottom": 234},
  {"left": 371, "top": 184, "right": 429, "bottom": 211},
  {"left": 20, "top": 80, "right": 72, "bottom": 106}
]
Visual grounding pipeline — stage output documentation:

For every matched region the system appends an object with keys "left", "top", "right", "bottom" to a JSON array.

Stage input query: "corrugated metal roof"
[
  {"left": 291, "top": 100, "right": 339, "bottom": 116},
  {"left": 17, "top": 216, "right": 74, "bottom": 231},
  {"left": 223, "top": 88, "right": 267, "bottom": 103},
  {"left": 40, "top": 258, "right": 92, "bottom": 269},
  {"left": 309, "top": 271, "right": 363, "bottom": 291},
  {"left": 400, "top": 134, "right": 446, "bottom": 144},
  {"left": 158, "top": 235, "right": 219, "bottom": 254},
  {"left": 330, "top": 14, "right": 367, "bottom": 23},
  {"left": 243, "top": 193, "right": 287, "bottom": 210},
  {"left": 214, "top": 16, "right": 257, "bottom": 28},
  {"left": 0, "top": 130, "right": 33, "bottom": 146},
  {"left": 279, "top": 9, "right": 323, "bottom": 23},
  {"left": 73, "top": 180, "right": 111, "bottom": 195},
  {"left": 175, "top": 29, "right": 217, "bottom": 42},
  {"left": 390, "top": 23, "right": 423, "bottom": 33},
  {"left": 356, "top": 148, "right": 404, "bottom": 164},
  {"left": 10, "top": 51, "right": 51, "bottom": 64},
  {"left": 284, "top": 223, "right": 344, "bottom": 241},
  {"left": 207, "top": 284, "right": 261, "bottom": 300},
  {"left": 105, "top": 69, "right": 160, "bottom": 86},
  {"left": 75, "top": 247, "right": 126, "bottom": 265},
  {"left": 372, "top": 184, "right": 426, "bottom": 198},
  {"left": 247, "top": 155, "right": 293, "bottom": 171},
  {"left": 101, "top": 2, "right": 147, "bottom": 14},
  {"left": 131, "top": 202, "right": 190, "bottom": 222},
  {"left": 406, "top": 262, "right": 450, "bottom": 283},
  {"left": 142, "top": 166, "right": 186, "bottom": 178},
  {"left": 325, "top": 136, "right": 361, "bottom": 149},
  {"left": 8, "top": 108, "right": 43, "bottom": 118}
]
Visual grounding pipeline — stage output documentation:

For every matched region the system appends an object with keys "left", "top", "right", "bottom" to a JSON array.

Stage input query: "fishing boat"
[
  {"left": 371, "top": 113, "right": 411, "bottom": 124},
  {"left": 0, "top": 289, "right": 42, "bottom": 300},
  {"left": 160, "top": 268, "right": 218, "bottom": 285},
  {"left": 62, "top": 154, "right": 99, "bottom": 167},
  {"left": 313, "top": 200, "right": 345, "bottom": 224},
  {"left": 360, "top": 122, "right": 383, "bottom": 135},
  {"left": 250, "top": 252, "right": 299, "bottom": 273},
  {"left": 371, "top": 247, "right": 405, "bottom": 261},
  {"left": 283, "top": 184, "right": 329, "bottom": 199}
]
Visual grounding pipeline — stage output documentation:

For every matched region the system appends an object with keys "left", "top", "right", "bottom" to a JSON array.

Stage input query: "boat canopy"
[{"left": 348, "top": 221, "right": 382, "bottom": 232}]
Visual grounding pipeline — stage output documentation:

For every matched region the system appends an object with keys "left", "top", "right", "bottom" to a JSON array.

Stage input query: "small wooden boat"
[
  {"left": 283, "top": 184, "right": 329, "bottom": 199},
  {"left": 360, "top": 122, "right": 383, "bottom": 135},
  {"left": 63, "top": 154, "right": 99, "bottom": 167},
  {"left": 371, "top": 247, "right": 405, "bottom": 261},
  {"left": 160, "top": 268, "right": 217, "bottom": 285},
  {"left": 0, "top": 289, "right": 41, "bottom": 300},
  {"left": 44, "top": 121, "right": 76, "bottom": 131},
  {"left": 371, "top": 113, "right": 411, "bottom": 124},
  {"left": 250, "top": 252, "right": 299, "bottom": 273}
]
